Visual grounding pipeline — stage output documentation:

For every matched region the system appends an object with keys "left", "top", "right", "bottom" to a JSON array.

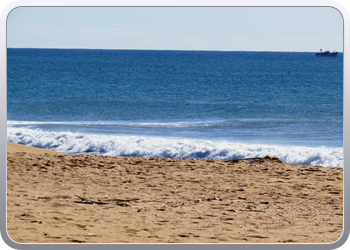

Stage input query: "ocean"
[{"left": 7, "top": 48, "right": 343, "bottom": 167}]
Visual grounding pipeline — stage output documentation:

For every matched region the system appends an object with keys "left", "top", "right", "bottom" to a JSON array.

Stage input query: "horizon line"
[{"left": 6, "top": 47, "right": 343, "bottom": 53}]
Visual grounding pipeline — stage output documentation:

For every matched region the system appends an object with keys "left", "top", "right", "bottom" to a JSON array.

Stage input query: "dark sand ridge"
[{"left": 7, "top": 142, "right": 343, "bottom": 243}]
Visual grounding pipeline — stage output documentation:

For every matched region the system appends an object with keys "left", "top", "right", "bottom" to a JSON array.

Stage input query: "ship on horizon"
[{"left": 315, "top": 49, "right": 338, "bottom": 57}]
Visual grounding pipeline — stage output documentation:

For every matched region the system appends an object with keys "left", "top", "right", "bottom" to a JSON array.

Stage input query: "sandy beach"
[{"left": 7, "top": 141, "right": 343, "bottom": 243}]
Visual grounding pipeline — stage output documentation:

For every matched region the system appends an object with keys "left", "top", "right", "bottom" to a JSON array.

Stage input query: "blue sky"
[{"left": 7, "top": 7, "right": 343, "bottom": 52}]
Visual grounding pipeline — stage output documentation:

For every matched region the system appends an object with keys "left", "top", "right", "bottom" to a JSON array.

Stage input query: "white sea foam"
[
  {"left": 7, "top": 118, "right": 321, "bottom": 128},
  {"left": 7, "top": 126, "right": 343, "bottom": 168},
  {"left": 7, "top": 120, "right": 213, "bottom": 128}
]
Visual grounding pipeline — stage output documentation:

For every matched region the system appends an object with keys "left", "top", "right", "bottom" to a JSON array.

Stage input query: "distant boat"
[{"left": 316, "top": 49, "right": 338, "bottom": 57}]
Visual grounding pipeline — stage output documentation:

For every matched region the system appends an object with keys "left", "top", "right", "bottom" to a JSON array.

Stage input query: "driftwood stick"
[
  {"left": 38, "top": 196, "right": 72, "bottom": 200},
  {"left": 74, "top": 194, "right": 90, "bottom": 201},
  {"left": 74, "top": 194, "right": 109, "bottom": 205},
  {"left": 74, "top": 194, "right": 140, "bottom": 205},
  {"left": 107, "top": 198, "right": 140, "bottom": 202},
  {"left": 74, "top": 201, "right": 94, "bottom": 204}
]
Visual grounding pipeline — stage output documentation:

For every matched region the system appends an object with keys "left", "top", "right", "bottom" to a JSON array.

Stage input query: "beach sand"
[{"left": 7, "top": 142, "right": 343, "bottom": 243}]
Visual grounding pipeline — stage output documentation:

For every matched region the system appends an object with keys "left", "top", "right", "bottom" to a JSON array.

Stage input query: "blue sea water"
[{"left": 7, "top": 48, "right": 343, "bottom": 167}]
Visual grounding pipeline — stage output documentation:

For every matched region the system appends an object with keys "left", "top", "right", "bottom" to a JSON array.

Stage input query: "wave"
[
  {"left": 7, "top": 118, "right": 340, "bottom": 129},
  {"left": 7, "top": 120, "right": 208, "bottom": 128},
  {"left": 7, "top": 126, "right": 343, "bottom": 168}
]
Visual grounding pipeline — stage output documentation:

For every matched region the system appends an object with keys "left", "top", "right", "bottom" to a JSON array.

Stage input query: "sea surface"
[{"left": 7, "top": 48, "right": 343, "bottom": 167}]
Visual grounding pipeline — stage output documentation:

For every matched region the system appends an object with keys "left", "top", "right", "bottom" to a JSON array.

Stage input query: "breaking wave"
[{"left": 7, "top": 126, "right": 343, "bottom": 168}]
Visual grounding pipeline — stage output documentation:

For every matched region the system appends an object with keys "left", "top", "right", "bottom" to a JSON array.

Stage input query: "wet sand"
[{"left": 7, "top": 142, "right": 343, "bottom": 243}]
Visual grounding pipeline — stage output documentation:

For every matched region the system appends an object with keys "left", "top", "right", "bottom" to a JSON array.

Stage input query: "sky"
[{"left": 6, "top": 6, "right": 344, "bottom": 52}]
